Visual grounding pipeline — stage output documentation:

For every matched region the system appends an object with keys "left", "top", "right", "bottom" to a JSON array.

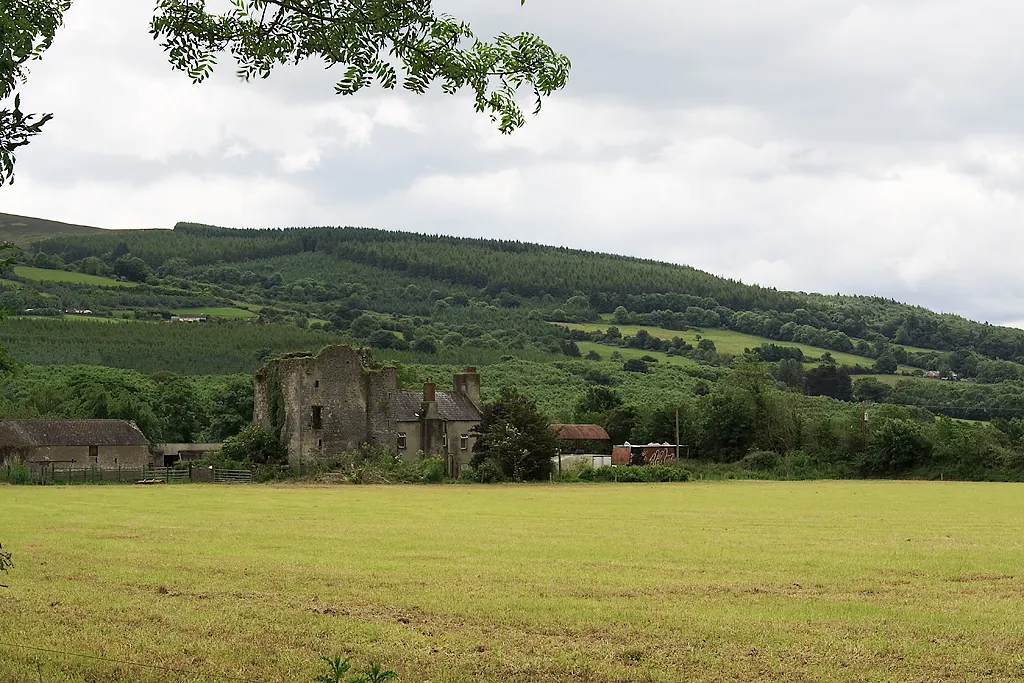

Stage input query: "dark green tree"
[
  {"left": 873, "top": 352, "right": 898, "bottom": 375},
  {"left": 805, "top": 364, "right": 853, "bottom": 401},
  {"left": 112, "top": 255, "right": 151, "bottom": 283},
  {"left": 470, "top": 392, "right": 557, "bottom": 481},
  {"left": 623, "top": 358, "right": 648, "bottom": 373},
  {"left": 853, "top": 378, "right": 891, "bottom": 403}
]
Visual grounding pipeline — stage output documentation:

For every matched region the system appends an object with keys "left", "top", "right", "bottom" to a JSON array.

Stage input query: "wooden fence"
[{"left": 1, "top": 465, "right": 253, "bottom": 485}]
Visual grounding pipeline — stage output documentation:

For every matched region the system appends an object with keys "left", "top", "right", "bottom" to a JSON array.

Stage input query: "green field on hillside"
[
  {"left": 12, "top": 266, "right": 136, "bottom": 288},
  {"left": 4, "top": 482, "right": 1024, "bottom": 682},
  {"left": 170, "top": 307, "right": 257, "bottom": 318},
  {"left": 567, "top": 322, "right": 922, "bottom": 371}
]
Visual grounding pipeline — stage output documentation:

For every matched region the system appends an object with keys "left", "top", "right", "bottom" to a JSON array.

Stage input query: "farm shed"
[
  {"left": 612, "top": 442, "right": 680, "bottom": 466},
  {"left": 152, "top": 443, "right": 223, "bottom": 467},
  {"left": 551, "top": 424, "right": 613, "bottom": 470},
  {"left": 0, "top": 419, "right": 150, "bottom": 469},
  {"left": 551, "top": 424, "right": 611, "bottom": 451}
]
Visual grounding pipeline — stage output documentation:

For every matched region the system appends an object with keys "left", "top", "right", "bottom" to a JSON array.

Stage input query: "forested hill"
[
  {"left": 3, "top": 217, "right": 1024, "bottom": 381},
  {"left": 37, "top": 221, "right": 796, "bottom": 311}
]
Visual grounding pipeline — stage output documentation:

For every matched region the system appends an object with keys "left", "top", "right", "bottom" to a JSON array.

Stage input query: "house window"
[
  {"left": 311, "top": 406, "right": 323, "bottom": 429},
  {"left": 398, "top": 433, "right": 407, "bottom": 450},
  {"left": 443, "top": 431, "right": 448, "bottom": 448},
  {"left": 89, "top": 445, "right": 98, "bottom": 463},
  {"left": 460, "top": 435, "right": 469, "bottom": 450}
]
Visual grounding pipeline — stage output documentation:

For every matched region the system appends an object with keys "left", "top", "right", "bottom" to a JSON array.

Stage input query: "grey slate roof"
[
  {"left": 0, "top": 420, "right": 149, "bottom": 447},
  {"left": 391, "top": 391, "right": 482, "bottom": 423}
]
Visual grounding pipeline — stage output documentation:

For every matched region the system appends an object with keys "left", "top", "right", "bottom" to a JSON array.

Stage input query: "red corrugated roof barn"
[{"left": 550, "top": 424, "right": 611, "bottom": 441}]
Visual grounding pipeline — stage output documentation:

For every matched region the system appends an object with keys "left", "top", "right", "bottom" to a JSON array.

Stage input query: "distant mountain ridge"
[
  {"left": 0, "top": 212, "right": 109, "bottom": 245},
  {"left": 8, "top": 214, "right": 1024, "bottom": 375}
]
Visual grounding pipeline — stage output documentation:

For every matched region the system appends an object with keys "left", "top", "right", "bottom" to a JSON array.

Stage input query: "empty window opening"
[
  {"left": 314, "top": 380, "right": 320, "bottom": 388},
  {"left": 460, "top": 435, "right": 469, "bottom": 451},
  {"left": 89, "top": 445, "right": 99, "bottom": 463},
  {"left": 318, "top": 439, "right": 323, "bottom": 449},
  {"left": 311, "top": 405, "right": 323, "bottom": 429},
  {"left": 398, "top": 433, "right": 407, "bottom": 450}
]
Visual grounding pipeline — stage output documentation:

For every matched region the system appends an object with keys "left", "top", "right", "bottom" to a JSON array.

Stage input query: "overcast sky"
[{"left": 5, "top": 1, "right": 1024, "bottom": 326}]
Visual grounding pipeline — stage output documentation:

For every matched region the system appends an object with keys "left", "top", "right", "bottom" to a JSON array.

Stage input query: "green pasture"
[
  {"left": 4, "top": 482, "right": 1024, "bottom": 682},
  {"left": 170, "top": 307, "right": 257, "bottom": 319},
  {"left": 567, "top": 322, "right": 922, "bottom": 371},
  {"left": 12, "top": 266, "right": 136, "bottom": 288}
]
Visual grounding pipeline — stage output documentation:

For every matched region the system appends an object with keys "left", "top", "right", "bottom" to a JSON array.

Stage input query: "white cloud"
[{"left": 3, "top": 174, "right": 315, "bottom": 230}]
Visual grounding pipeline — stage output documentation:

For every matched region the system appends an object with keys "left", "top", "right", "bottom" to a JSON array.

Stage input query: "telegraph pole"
[
  {"left": 675, "top": 408, "right": 680, "bottom": 460},
  {"left": 860, "top": 402, "right": 867, "bottom": 444}
]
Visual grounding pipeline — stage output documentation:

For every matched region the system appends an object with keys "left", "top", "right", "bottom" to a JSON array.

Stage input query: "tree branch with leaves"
[
  {"left": 1, "top": 1, "right": 569, "bottom": 183},
  {"left": 0, "top": 0, "right": 71, "bottom": 185},
  {"left": 150, "top": 0, "right": 570, "bottom": 134}
]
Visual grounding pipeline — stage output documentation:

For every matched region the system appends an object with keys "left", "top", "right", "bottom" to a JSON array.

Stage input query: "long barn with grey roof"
[{"left": 0, "top": 419, "right": 150, "bottom": 469}]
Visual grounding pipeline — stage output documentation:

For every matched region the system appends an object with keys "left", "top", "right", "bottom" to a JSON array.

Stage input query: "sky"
[{"left": 5, "top": 1, "right": 1024, "bottom": 326}]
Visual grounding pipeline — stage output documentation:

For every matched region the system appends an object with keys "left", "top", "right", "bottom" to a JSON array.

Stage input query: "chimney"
[
  {"left": 452, "top": 367, "right": 481, "bottom": 409},
  {"left": 423, "top": 381, "right": 436, "bottom": 403}
]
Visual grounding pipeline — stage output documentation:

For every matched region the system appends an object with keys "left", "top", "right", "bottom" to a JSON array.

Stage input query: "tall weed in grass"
[
  {"left": 315, "top": 656, "right": 397, "bottom": 683},
  {"left": 310, "top": 446, "right": 449, "bottom": 484},
  {"left": 1, "top": 463, "right": 32, "bottom": 484}
]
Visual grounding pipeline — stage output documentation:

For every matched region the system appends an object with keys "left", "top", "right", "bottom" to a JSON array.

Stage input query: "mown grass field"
[
  {"left": 566, "top": 322, "right": 921, "bottom": 373},
  {"left": 12, "top": 266, "right": 136, "bottom": 288},
  {"left": 4, "top": 482, "right": 1024, "bottom": 682}
]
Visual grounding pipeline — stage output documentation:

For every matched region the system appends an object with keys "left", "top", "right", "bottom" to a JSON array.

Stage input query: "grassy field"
[
  {"left": 4, "top": 482, "right": 1024, "bottom": 682},
  {"left": 566, "top": 323, "right": 921, "bottom": 372},
  {"left": 170, "top": 307, "right": 257, "bottom": 318},
  {"left": 13, "top": 266, "right": 137, "bottom": 288}
]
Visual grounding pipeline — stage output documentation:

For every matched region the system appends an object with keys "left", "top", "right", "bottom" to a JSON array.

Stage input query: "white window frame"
[{"left": 398, "top": 432, "right": 407, "bottom": 450}]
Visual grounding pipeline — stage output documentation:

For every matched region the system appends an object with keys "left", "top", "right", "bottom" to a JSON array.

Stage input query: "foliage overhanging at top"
[
  {"left": 0, "top": 0, "right": 70, "bottom": 184},
  {"left": 0, "top": 1, "right": 568, "bottom": 183},
  {"left": 150, "top": 0, "right": 571, "bottom": 134}
]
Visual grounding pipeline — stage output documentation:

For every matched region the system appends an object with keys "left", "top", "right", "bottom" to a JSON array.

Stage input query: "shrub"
[
  {"left": 578, "top": 465, "right": 689, "bottom": 483},
  {"left": 471, "top": 459, "right": 507, "bottom": 483},
  {"left": 741, "top": 450, "right": 781, "bottom": 472},
  {"left": 3, "top": 463, "right": 32, "bottom": 485},
  {"left": 418, "top": 457, "right": 446, "bottom": 483},
  {"left": 623, "top": 359, "right": 649, "bottom": 373},
  {"left": 219, "top": 425, "right": 287, "bottom": 466},
  {"left": 863, "top": 419, "right": 933, "bottom": 475}
]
